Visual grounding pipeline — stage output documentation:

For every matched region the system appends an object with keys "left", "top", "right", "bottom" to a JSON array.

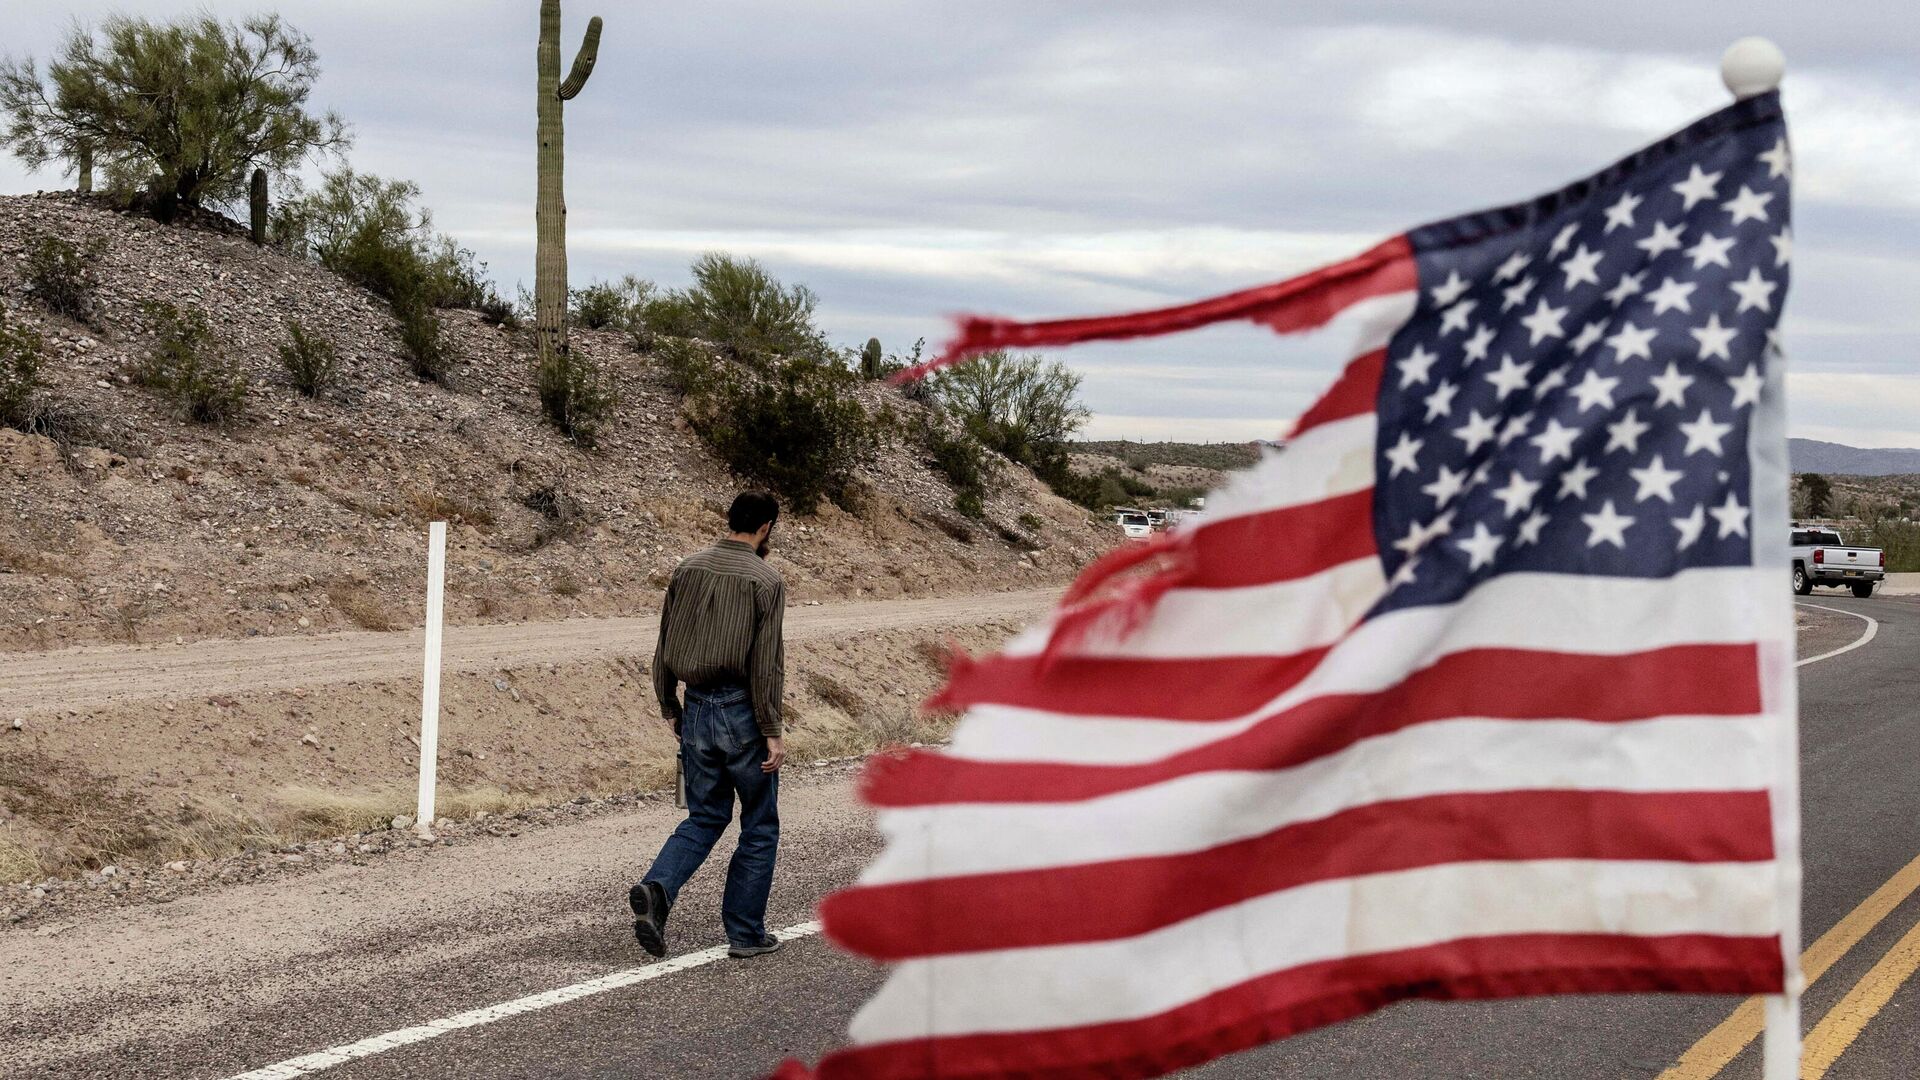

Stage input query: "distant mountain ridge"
[{"left": 1790, "top": 439, "right": 1920, "bottom": 477}]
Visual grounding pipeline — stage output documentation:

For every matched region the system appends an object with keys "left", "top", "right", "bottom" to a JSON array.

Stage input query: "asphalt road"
[{"left": 5, "top": 594, "right": 1915, "bottom": 1080}]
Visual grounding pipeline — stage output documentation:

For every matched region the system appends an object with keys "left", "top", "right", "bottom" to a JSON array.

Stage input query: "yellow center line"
[
  {"left": 1798, "top": 912, "right": 1920, "bottom": 1078},
  {"left": 1656, "top": 851, "right": 1920, "bottom": 1079}
]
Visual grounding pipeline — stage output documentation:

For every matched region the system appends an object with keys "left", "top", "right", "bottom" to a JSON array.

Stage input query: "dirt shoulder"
[{"left": 0, "top": 590, "right": 1054, "bottom": 888}]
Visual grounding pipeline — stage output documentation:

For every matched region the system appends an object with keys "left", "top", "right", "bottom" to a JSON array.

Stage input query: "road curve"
[{"left": 0, "top": 588, "right": 1061, "bottom": 716}]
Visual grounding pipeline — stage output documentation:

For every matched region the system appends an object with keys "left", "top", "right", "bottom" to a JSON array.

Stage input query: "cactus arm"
[{"left": 557, "top": 17, "right": 603, "bottom": 100}]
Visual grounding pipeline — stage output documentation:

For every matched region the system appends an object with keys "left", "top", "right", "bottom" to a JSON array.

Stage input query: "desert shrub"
[
  {"left": 1858, "top": 517, "right": 1920, "bottom": 573},
  {"left": 691, "top": 351, "right": 876, "bottom": 514},
  {"left": 325, "top": 581, "right": 394, "bottom": 631},
  {"left": 654, "top": 335, "right": 719, "bottom": 396},
  {"left": 135, "top": 300, "right": 248, "bottom": 423},
  {"left": 920, "top": 418, "right": 995, "bottom": 519},
  {"left": 278, "top": 320, "right": 337, "bottom": 398},
  {"left": 397, "top": 304, "right": 453, "bottom": 384},
  {"left": 0, "top": 303, "right": 46, "bottom": 431},
  {"left": 1018, "top": 512, "right": 1044, "bottom": 533},
  {"left": 523, "top": 482, "right": 588, "bottom": 550},
  {"left": 538, "top": 349, "right": 617, "bottom": 447},
  {"left": 650, "top": 253, "right": 821, "bottom": 359},
  {"left": 572, "top": 275, "right": 652, "bottom": 331},
  {"left": 475, "top": 289, "right": 519, "bottom": 328},
  {"left": 808, "top": 673, "right": 865, "bottom": 718},
  {"left": 927, "top": 349, "right": 1089, "bottom": 468},
  {"left": 21, "top": 234, "right": 103, "bottom": 323}
]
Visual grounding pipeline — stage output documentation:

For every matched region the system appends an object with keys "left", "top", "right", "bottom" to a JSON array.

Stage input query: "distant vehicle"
[
  {"left": 1113, "top": 509, "right": 1153, "bottom": 541},
  {"left": 1789, "top": 526, "right": 1884, "bottom": 597},
  {"left": 1145, "top": 509, "right": 1169, "bottom": 529}
]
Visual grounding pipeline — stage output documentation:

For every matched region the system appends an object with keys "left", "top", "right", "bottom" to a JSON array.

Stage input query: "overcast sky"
[{"left": 4, "top": 2, "right": 1917, "bottom": 445}]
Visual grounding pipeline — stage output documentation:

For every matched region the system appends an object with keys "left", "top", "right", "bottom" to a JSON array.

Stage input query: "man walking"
[{"left": 631, "top": 491, "right": 788, "bottom": 959}]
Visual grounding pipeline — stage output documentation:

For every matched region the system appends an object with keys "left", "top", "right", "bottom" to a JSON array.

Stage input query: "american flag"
[{"left": 790, "top": 90, "right": 1797, "bottom": 1078}]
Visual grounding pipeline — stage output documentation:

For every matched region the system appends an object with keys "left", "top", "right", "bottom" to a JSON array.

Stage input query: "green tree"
[
  {"left": 1801, "top": 473, "right": 1833, "bottom": 518},
  {"left": 927, "top": 350, "right": 1090, "bottom": 467},
  {"left": 0, "top": 13, "right": 348, "bottom": 220},
  {"left": 648, "top": 253, "right": 821, "bottom": 358}
]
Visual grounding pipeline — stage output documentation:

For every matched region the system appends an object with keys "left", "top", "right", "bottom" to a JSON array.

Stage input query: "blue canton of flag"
[{"left": 1375, "top": 95, "right": 1790, "bottom": 613}]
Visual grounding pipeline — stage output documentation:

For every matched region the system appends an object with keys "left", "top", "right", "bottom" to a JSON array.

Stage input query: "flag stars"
[
  {"left": 1560, "top": 245, "right": 1605, "bottom": 290},
  {"left": 1721, "top": 184, "right": 1774, "bottom": 226},
  {"left": 1548, "top": 222, "right": 1580, "bottom": 259},
  {"left": 1385, "top": 431, "right": 1424, "bottom": 477},
  {"left": 1439, "top": 298, "right": 1477, "bottom": 335},
  {"left": 1729, "top": 364, "right": 1765, "bottom": 409},
  {"left": 1680, "top": 409, "right": 1734, "bottom": 457},
  {"left": 1630, "top": 455, "right": 1685, "bottom": 503},
  {"left": 1729, "top": 267, "right": 1778, "bottom": 313},
  {"left": 1515, "top": 509, "right": 1551, "bottom": 547},
  {"left": 1759, "top": 137, "right": 1792, "bottom": 179},
  {"left": 1684, "top": 232, "right": 1735, "bottom": 270},
  {"left": 1605, "top": 408, "right": 1651, "bottom": 455},
  {"left": 1529, "top": 418, "right": 1580, "bottom": 465},
  {"left": 1671, "top": 164, "right": 1723, "bottom": 210},
  {"left": 1770, "top": 227, "right": 1792, "bottom": 268},
  {"left": 1455, "top": 522, "right": 1505, "bottom": 571},
  {"left": 1462, "top": 324, "right": 1497, "bottom": 364},
  {"left": 1606, "top": 270, "right": 1647, "bottom": 307},
  {"left": 1493, "top": 250, "right": 1533, "bottom": 282},
  {"left": 1498, "top": 411, "right": 1533, "bottom": 448},
  {"left": 1581, "top": 500, "right": 1635, "bottom": 548},
  {"left": 1484, "top": 354, "right": 1533, "bottom": 401},
  {"left": 1646, "top": 276, "right": 1697, "bottom": 315},
  {"left": 1396, "top": 344, "right": 1439, "bottom": 388},
  {"left": 1501, "top": 275, "right": 1537, "bottom": 312},
  {"left": 1570, "top": 369, "right": 1621, "bottom": 413},
  {"left": 1429, "top": 270, "right": 1470, "bottom": 307},
  {"left": 1491, "top": 471, "right": 1541, "bottom": 518},
  {"left": 1635, "top": 220, "right": 1686, "bottom": 259},
  {"left": 1570, "top": 321, "right": 1607, "bottom": 355},
  {"left": 1605, "top": 322, "right": 1658, "bottom": 363},
  {"left": 1558, "top": 458, "right": 1601, "bottom": 501},
  {"left": 1710, "top": 492, "right": 1751, "bottom": 539},
  {"left": 1690, "top": 313, "right": 1738, "bottom": 361},
  {"left": 1650, "top": 362, "right": 1695, "bottom": 409},
  {"left": 1423, "top": 379, "right": 1460, "bottom": 422},
  {"left": 1422, "top": 465, "right": 1468, "bottom": 507},
  {"left": 1603, "top": 191, "right": 1643, "bottom": 233},
  {"left": 1519, "top": 298, "right": 1568, "bottom": 345},
  {"left": 1672, "top": 503, "right": 1707, "bottom": 550},
  {"left": 1452, "top": 409, "right": 1500, "bottom": 454}
]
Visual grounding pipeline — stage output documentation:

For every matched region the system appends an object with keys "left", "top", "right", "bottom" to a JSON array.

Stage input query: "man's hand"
[{"left": 762, "top": 736, "right": 786, "bottom": 774}]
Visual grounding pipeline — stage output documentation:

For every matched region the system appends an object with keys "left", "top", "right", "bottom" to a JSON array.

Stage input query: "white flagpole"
[
  {"left": 1719, "top": 36, "right": 1800, "bottom": 1080},
  {"left": 416, "top": 520, "right": 448, "bottom": 838}
]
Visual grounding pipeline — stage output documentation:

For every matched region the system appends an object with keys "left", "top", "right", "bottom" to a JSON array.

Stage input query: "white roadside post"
[
  {"left": 1720, "top": 35, "right": 1801, "bottom": 1080},
  {"left": 415, "top": 520, "right": 448, "bottom": 838}
]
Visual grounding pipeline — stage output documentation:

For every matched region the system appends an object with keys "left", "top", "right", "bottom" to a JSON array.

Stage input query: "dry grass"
[
  {"left": 549, "top": 568, "right": 582, "bottom": 598},
  {"left": 270, "top": 784, "right": 542, "bottom": 833},
  {"left": 325, "top": 581, "right": 396, "bottom": 631},
  {"left": 406, "top": 487, "right": 495, "bottom": 529},
  {"left": 0, "top": 828, "right": 43, "bottom": 883},
  {"left": 807, "top": 672, "right": 866, "bottom": 718}
]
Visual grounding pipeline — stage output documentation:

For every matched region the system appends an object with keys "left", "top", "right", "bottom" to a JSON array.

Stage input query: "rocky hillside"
[
  {"left": 1789, "top": 438, "right": 1920, "bottom": 477},
  {"left": 0, "top": 193, "right": 1111, "bottom": 651}
]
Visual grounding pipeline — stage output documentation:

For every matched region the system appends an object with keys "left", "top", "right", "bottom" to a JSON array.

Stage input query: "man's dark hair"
[{"left": 728, "top": 491, "right": 780, "bottom": 534}]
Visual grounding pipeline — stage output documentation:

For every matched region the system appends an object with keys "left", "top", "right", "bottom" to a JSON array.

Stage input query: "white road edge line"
[
  {"left": 1795, "top": 601, "right": 1880, "bottom": 668},
  {"left": 215, "top": 599, "right": 1884, "bottom": 1080},
  {"left": 219, "top": 920, "right": 823, "bottom": 1080}
]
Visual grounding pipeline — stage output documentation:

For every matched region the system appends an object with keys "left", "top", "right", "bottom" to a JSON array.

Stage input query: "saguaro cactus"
[
  {"left": 535, "top": 0, "right": 603, "bottom": 373},
  {"left": 76, "top": 142, "right": 93, "bottom": 195},
  {"left": 861, "top": 337, "right": 884, "bottom": 380},
  {"left": 249, "top": 168, "right": 268, "bottom": 245}
]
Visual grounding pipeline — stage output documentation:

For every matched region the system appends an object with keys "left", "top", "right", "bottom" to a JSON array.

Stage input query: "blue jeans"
[{"left": 643, "top": 684, "right": 780, "bottom": 946}]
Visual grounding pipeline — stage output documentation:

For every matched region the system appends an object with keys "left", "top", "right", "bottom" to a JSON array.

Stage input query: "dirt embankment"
[
  {"left": 0, "top": 590, "right": 1053, "bottom": 891},
  {"left": 0, "top": 193, "right": 1114, "bottom": 653}
]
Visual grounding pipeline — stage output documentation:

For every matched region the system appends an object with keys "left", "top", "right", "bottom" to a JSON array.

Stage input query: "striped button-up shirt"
[{"left": 652, "top": 539, "right": 787, "bottom": 737}]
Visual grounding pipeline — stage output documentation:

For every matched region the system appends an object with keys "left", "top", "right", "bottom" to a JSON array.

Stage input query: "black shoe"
[
  {"left": 728, "top": 935, "right": 785, "bottom": 959},
  {"left": 629, "top": 881, "right": 669, "bottom": 958}
]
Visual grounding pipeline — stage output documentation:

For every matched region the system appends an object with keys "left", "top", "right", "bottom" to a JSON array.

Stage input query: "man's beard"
[{"left": 756, "top": 538, "right": 770, "bottom": 559}]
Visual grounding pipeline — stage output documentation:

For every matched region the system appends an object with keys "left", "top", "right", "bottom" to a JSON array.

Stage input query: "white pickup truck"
[{"left": 1789, "top": 526, "right": 1884, "bottom": 597}]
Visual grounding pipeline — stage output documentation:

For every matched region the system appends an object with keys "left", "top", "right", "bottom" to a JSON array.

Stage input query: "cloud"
[{"left": 2, "top": 2, "right": 1916, "bottom": 445}]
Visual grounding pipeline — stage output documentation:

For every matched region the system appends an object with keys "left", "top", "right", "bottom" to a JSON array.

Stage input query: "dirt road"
[{"left": 0, "top": 588, "right": 1060, "bottom": 716}]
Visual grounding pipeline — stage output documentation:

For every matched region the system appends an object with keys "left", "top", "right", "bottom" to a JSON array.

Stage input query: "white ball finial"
[{"left": 1721, "top": 37, "right": 1785, "bottom": 99}]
